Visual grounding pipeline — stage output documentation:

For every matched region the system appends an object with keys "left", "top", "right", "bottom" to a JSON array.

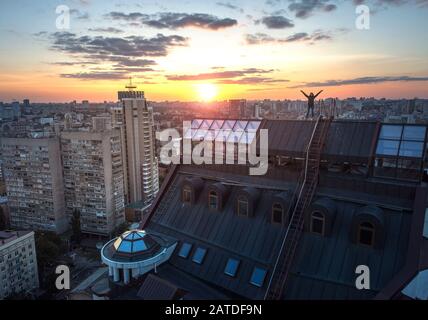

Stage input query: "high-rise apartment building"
[
  {"left": 0, "top": 230, "right": 39, "bottom": 299},
  {"left": 229, "top": 99, "right": 247, "bottom": 119},
  {"left": 0, "top": 137, "right": 68, "bottom": 233},
  {"left": 61, "top": 130, "right": 125, "bottom": 235},
  {"left": 115, "top": 85, "right": 159, "bottom": 204}
]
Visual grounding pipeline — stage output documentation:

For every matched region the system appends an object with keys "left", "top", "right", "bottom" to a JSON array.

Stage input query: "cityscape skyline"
[{"left": 1, "top": 0, "right": 428, "bottom": 102}]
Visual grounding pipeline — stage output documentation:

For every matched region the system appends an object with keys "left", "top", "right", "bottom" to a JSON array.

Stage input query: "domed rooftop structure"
[
  {"left": 101, "top": 229, "right": 177, "bottom": 284},
  {"left": 110, "top": 230, "right": 161, "bottom": 260}
]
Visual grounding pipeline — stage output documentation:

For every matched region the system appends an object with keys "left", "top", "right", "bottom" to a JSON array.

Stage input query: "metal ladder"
[{"left": 264, "top": 116, "right": 331, "bottom": 300}]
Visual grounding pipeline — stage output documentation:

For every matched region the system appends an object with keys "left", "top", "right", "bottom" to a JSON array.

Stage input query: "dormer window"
[
  {"left": 208, "top": 191, "right": 218, "bottom": 210},
  {"left": 272, "top": 203, "right": 283, "bottom": 224},
  {"left": 310, "top": 211, "right": 325, "bottom": 235},
  {"left": 237, "top": 196, "right": 249, "bottom": 217},
  {"left": 182, "top": 185, "right": 192, "bottom": 203},
  {"left": 351, "top": 206, "right": 384, "bottom": 249},
  {"left": 358, "top": 222, "right": 375, "bottom": 247}
]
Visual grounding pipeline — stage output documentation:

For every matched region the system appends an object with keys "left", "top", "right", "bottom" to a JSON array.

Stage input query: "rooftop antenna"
[{"left": 125, "top": 77, "right": 137, "bottom": 91}]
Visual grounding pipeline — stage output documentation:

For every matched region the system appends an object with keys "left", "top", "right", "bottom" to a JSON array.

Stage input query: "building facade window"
[
  {"left": 310, "top": 211, "right": 325, "bottom": 235},
  {"left": 237, "top": 196, "right": 249, "bottom": 217},
  {"left": 272, "top": 203, "right": 283, "bottom": 224},
  {"left": 208, "top": 191, "right": 218, "bottom": 210},
  {"left": 182, "top": 185, "right": 192, "bottom": 203},
  {"left": 358, "top": 222, "right": 375, "bottom": 247}
]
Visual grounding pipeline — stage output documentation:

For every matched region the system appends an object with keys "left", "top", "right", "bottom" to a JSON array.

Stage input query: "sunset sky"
[{"left": 0, "top": 0, "right": 427, "bottom": 102}]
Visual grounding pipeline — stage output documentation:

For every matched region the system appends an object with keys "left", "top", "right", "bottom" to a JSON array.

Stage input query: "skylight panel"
[
  {"left": 240, "top": 131, "right": 257, "bottom": 145},
  {"left": 178, "top": 243, "right": 192, "bottom": 258},
  {"left": 200, "top": 119, "right": 214, "bottom": 129},
  {"left": 246, "top": 121, "right": 261, "bottom": 131},
  {"left": 403, "top": 126, "right": 426, "bottom": 142},
  {"left": 209, "top": 120, "right": 224, "bottom": 130},
  {"left": 399, "top": 141, "right": 424, "bottom": 157},
  {"left": 233, "top": 120, "right": 248, "bottom": 131},
  {"left": 250, "top": 267, "right": 267, "bottom": 287},
  {"left": 191, "top": 119, "right": 203, "bottom": 129},
  {"left": 222, "top": 120, "right": 236, "bottom": 130},
  {"left": 133, "top": 239, "right": 148, "bottom": 251},
  {"left": 224, "top": 258, "right": 240, "bottom": 277},
  {"left": 192, "top": 129, "right": 209, "bottom": 142},
  {"left": 376, "top": 139, "right": 400, "bottom": 156},
  {"left": 379, "top": 125, "right": 403, "bottom": 140},
  {"left": 227, "top": 130, "right": 244, "bottom": 143},
  {"left": 118, "top": 240, "right": 132, "bottom": 253},
  {"left": 192, "top": 247, "right": 207, "bottom": 264}
]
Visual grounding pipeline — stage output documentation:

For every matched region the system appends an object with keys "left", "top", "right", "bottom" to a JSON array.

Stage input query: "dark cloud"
[
  {"left": 47, "top": 32, "right": 186, "bottom": 81},
  {"left": 216, "top": 2, "right": 244, "bottom": 12},
  {"left": 287, "top": 0, "right": 337, "bottom": 19},
  {"left": 245, "top": 30, "right": 334, "bottom": 44},
  {"left": 353, "top": 0, "right": 428, "bottom": 7},
  {"left": 166, "top": 68, "right": 274, "bottom": 81},
  {"left": 291, "top": 76, "right": 428, "bottom": 87},
  {"left": 260, "top": 15, "right": 294, "bottom": 29},
  {"left": 50, "top": 32, "right": 187, "bottom": 58},
  {"left": 106, "top": 11, "right": 238, "bottom": 30},
  {"left": 88, "top": 27, "right": 124, "bottom": 34},
  {"left": 217, "top": 77, "right": 290, "bottom": 84},
  {"left": 60, "top": 72, "right": 128, "bottom": 80}
]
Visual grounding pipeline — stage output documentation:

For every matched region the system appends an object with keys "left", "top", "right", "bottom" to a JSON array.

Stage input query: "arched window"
[
  {"left": 358, "top": 222, "right": 375, "bottom": 247},
  {"left": 272, "top": 203, "right": 283, "bottom": 224},
  {"left": 182, "top": 185, "right": 192, "bottom": 203},
  {"left": 208, "top": 191, "right": 218, "bottom": 210},
  {"left": 237, "top": 196, "right": 249, "bottom": 217},
  {"left": 310, "top": 211, "right": 325, "bottom": 235}
]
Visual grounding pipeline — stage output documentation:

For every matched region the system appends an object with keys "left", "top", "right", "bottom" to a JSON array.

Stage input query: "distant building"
[
  {"left": 0, "top": 137, "right": 68, "bottom": 233},
  {"left": 61, "top": 130, "right": 125, "bottom": 236},
  {"left": 0, "top": 230, "right": 39, "bottom": 299},
  {"left": 11, "top": 101, "right": 20, "bottom": 119},
  {"left": 92, "top": 116, "right": 112, "bottom": 132},
  {"left": 229, "top": 99, "right": 247, "bottom": 119},
  {"left": 116, "top": 84, "right": 159, "bottom": 205}
]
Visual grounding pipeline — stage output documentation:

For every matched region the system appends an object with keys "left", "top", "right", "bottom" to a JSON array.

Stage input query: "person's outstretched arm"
[
  {"left": 315, "top": 90, "right": 324, "bottom": 98},
  {"left": 300, "top": 90, "right": 309, "bottom": 98}
]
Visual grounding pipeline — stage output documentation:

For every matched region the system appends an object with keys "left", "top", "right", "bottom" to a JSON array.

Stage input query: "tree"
[
  {"left": 0, "top": 206, "right": 6, "bottom": 231},
  {"left": 34, "top": 231, "right": 66, "bottom": 293},
  {"left": 70, "top": 209, "right": 81, "bottom": 244}
]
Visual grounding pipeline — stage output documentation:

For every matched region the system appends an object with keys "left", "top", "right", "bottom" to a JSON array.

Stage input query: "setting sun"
[{"left": 195, "top": 83, "right": 218, "bottom": 101}]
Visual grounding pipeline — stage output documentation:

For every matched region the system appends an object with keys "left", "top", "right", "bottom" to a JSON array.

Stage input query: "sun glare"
[{"left": 195, "top": 83, "right": 218, "bottom": 102}]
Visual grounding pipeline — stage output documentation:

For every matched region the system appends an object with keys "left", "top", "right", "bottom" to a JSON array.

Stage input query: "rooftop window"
[
  {"left": 310, "top": 211, "right": 325, "bottom": 236},
  {"left": 192, "top": 247, "right": 207, "bottom": 264},
  {"left": 178, "top": 243, "right": 192, "bottom": 258},
  {"left": 224, "top": 258, "right": 240, "bottom": 277},
  {"left": 182, "top": 185, "right": 192, "bottom": 203},
  {"left": 272, "top": 203, "right": 283, "bottom": 224},
  {"left": 208, "top": 191, "right": 218, "bottom": 210},
  {"left": 237, "top": 196, "right": 249, "bottom": 217},
  {"left": 358, "top": 222, "right": 375, "bottom": 247},
  {"left": 250, "top": 267, "right": 267, "bottom": 287}
]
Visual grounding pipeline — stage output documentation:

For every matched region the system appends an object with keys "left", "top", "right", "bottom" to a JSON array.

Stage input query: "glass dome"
[{"left": 113, "top": 230, "right": 160, "bottom": 257}]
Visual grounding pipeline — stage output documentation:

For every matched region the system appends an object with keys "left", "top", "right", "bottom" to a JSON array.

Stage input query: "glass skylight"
[
  {"left": 178, "top": 243, "right": 192, "bottom": 258},
  {"left": 224, "top": 258, "right": 240, "bottom": 277},
  {"left": 250, "top": 267, "right": 267, "bottom": 287},
  {"left": 192, "top": 247, "right": 207, "bottom": 264},
  {"left": 376, "top": 124, "right": 426, "bottom": 158}
]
